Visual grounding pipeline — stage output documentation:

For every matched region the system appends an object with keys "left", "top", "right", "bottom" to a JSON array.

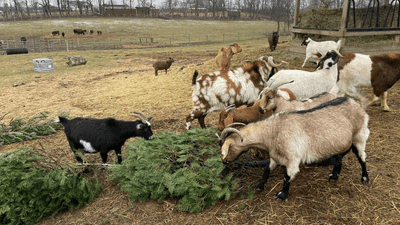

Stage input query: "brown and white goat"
[
  {"left": 215, "top": 43, "right": 242, "bottom": 70},
  {"left": 186, "top": 56, "right": 287, "bottom": 130},
  {"left": 317, "top": 52, "right": 400, "bottom": 111},
  {"left": 217, "top": 88, "right": 296, "bottom": 131},
  {"left": 219, "top": 97, "right": 370, "bottom": 200}
]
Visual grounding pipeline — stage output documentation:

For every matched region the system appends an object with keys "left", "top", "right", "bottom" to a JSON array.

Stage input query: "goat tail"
[
  {"left": 192, "top": 70, "right": 199, "bottom": 86},
  {"left": 338, "top": 84, "right": 369, "bottom": 110}
]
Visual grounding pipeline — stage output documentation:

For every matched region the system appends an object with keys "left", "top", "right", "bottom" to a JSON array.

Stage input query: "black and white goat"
[
  {"left": 219, "top": 97, "right": 370, "bottom": 200},
  {"left": 55, "top": 112, "right": 153, "bottom": 164}
]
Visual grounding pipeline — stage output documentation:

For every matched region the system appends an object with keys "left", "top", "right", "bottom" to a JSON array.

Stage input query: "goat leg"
[
  {"left": 328, "top": 149, "right": 350, "bottom": 181},
  {"left": 256, "top": 159, "right": 278, "bottom": 190},
  {"left": 351, "top": 144, "right": 370, "bottom": 184},
  {"left": 328, "top": 155, "right": 343, "bottom": 181},
  {"left": 115, "top": 146, "right": 123, "bottom": 164},
  {"left": 276, "top": 173, "right": 291, "bottom": 200}
]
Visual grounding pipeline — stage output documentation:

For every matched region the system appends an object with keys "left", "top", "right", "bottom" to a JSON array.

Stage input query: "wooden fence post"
[{"left": 66, "top": 40, "right": 69, "bottom": 52}]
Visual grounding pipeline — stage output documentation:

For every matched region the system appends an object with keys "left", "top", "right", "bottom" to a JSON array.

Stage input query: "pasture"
[
  {"left": 0, "top": 18, "right": 278, "bottom": 49},
  {"left": 1, "top": 20, "right": 400, "bottom": 224}
]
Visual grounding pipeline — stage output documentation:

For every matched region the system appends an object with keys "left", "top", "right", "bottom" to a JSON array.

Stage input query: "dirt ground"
[{"left": 1, "top": 42, "right": 400, "bottom": 224}]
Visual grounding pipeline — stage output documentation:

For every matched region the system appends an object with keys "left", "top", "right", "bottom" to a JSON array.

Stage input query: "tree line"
[{"left": 0, "top": 0, "right": 391, "bottom": 27}]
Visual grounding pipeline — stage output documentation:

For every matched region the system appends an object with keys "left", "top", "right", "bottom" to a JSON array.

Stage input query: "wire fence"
[{"left": 1, "top": 31, "right": 268, "bottom": 53}]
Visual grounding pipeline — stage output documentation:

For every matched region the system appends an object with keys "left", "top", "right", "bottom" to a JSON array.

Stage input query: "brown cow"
[
  {"left": 97, "top": 31, "right": 102, "bottom": 35},
  {"left": 52, "top": 31, "right": 60, "bottom": 36},
  {"left": 89, "top": 30, "right": 94, "bottom": 35}
]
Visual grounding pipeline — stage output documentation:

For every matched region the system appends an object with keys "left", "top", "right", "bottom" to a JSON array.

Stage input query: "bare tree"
[
  {"left": 25, "top": 0, "right": 31, "bottom": 17},
  {"left": 139, "top": 0, "right": 149, "bottom": 7},
  {"left": 56, "top": 0, "right": 63, "bottom": 16},
  {"left": 39, "top": 0, "right": 52, "bottom": 17},
  {"left": 208, "top": 0, "right": 218, "bottom": 17},
  {"left": 12, "top": 0, "right": 21, "bottom": 18}
]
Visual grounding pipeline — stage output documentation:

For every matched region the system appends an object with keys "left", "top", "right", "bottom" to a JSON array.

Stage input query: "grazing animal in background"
[
  {"left": 55, "top": 112, "right": 153, "bottom": 164},
  {"left": 153, "top": 57, "right": 174, "bottom": 76},
  {"left": 219, "top": 96, "right": 370, "bottom": 200},
  {"left": 52, "top": 31, "right": 60, "bottom": 36},
  {"left": 20, "top": 37, "right": 27, "bottom": 42},
  {"left": 268, "top": 31, "right": 279, "bottom": 51},
  {"left": 73, "top": 29, "right": 86, "bottom": 35},
  {"left": 316, "top": 51, "right": 400, "bottom": 111},
  {"left": 97, "top": 31, "right": 102, "bottom": 35},
  {"left": 218, "top": 87, "right": 296, "bottom": 131},
  {"left": 215, "top": 43, "right": 242, "bottom": 70},
  {"left": 62, "top": 32, "right": 65, "bottom": 37},
  {"left": 301, "top": 35, "right": 342, "bottom": 67},
  {"left": 89, "top": 29, "right": 94, "bottom": 35},
  {"left": 186, "top": 56, "right": 287, "bottom": 130},
  {"left": 266, "top": 50, "right": 343, "bottom": 100}
]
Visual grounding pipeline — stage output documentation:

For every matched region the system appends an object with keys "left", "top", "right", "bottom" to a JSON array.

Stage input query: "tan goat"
[
  {"left": 219, "top": 97, "right": 370, "bottom": 200},
  {"left": 215, "top": 43, "right": 242, "bottom": 70}
]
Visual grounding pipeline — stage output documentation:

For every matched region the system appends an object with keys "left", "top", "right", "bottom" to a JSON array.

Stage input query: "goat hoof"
[
  {"left": 328, "top": 174, "right": 339, "bottom": 182},
  {"left": 275, "top": 191, "right": 288, "bottom": 200},
  {"left": 383, "top": 108, "right": 391, "bottom": 112},
  {"left": 362, "top": 176, "right": 370, "bottom": 184},
  {"left": 256, "top": 183, "right": 265, "bottom": 191}
]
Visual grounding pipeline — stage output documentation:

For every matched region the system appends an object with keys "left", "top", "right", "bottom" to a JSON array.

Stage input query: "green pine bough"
[
  {"left": 0, "top": 148, "right": 100, "bottom": 225},
  {"left": 0, "top": 112, "right": 62, "bottom": 146},
  {"left": 111, "top": 127, "right": 239, "bottom": 212}
]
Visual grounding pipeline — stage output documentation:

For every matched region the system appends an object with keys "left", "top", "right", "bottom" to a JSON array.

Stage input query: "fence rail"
[{"left": 1, "top": 31, "right": 268, "bottom": 53}]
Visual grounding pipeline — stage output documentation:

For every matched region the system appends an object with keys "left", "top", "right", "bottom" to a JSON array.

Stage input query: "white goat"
[
  {"left": 219, "top": 97, "right": 370, "bottom": 200},
  {"left": 266, "top": 49, "right": 343, "bottom": 100},
  {"left": 301, "top": 35, "right": 342, "bottom": 67}
]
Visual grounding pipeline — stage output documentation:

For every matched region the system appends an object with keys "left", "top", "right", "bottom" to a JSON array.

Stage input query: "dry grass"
[{"left": 1, "top": 36, "right": 400, "bottom": 224}]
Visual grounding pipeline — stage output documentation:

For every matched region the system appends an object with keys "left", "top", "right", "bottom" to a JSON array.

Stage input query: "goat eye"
[{"left": 327, "top": 62, "right": 333, "bottom": 67}]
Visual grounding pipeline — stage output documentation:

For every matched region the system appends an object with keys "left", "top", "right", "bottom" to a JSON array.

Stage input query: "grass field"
[
  {"left": 1, "top": 18, "right": 400, "bottom": 224},
  {"left": 0, "top": 18, "right": 282, "bottom": 46}
]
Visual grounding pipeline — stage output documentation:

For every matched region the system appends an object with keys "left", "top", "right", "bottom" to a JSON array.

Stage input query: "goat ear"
[{"left": 146, "top": 116, "right": 152, "bottom": 122}]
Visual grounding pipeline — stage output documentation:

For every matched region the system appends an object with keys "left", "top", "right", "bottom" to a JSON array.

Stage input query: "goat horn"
[
  {"left": 265, "top": 79, "right": 276, "bottom": 89},
  {"left": 215, "top": 133, "right": 221, "bottom": 140},
  {"left": 225, "top": 104, "right": 236, "bottom": 113},
  {"left": 221, "top": 127, "right": 244, "bottom": 143},
  {"left": 267, "top": 56, "right": 287, "bottom": 67},
  {"left": 331, "top": 49, "right": 344, "bottom": 58},
  {"left": 273, "top": 80, "right": 294, "bottom": 90},
  {"left": 132, "top": 112, "right": 148, "bottom": 124}
]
